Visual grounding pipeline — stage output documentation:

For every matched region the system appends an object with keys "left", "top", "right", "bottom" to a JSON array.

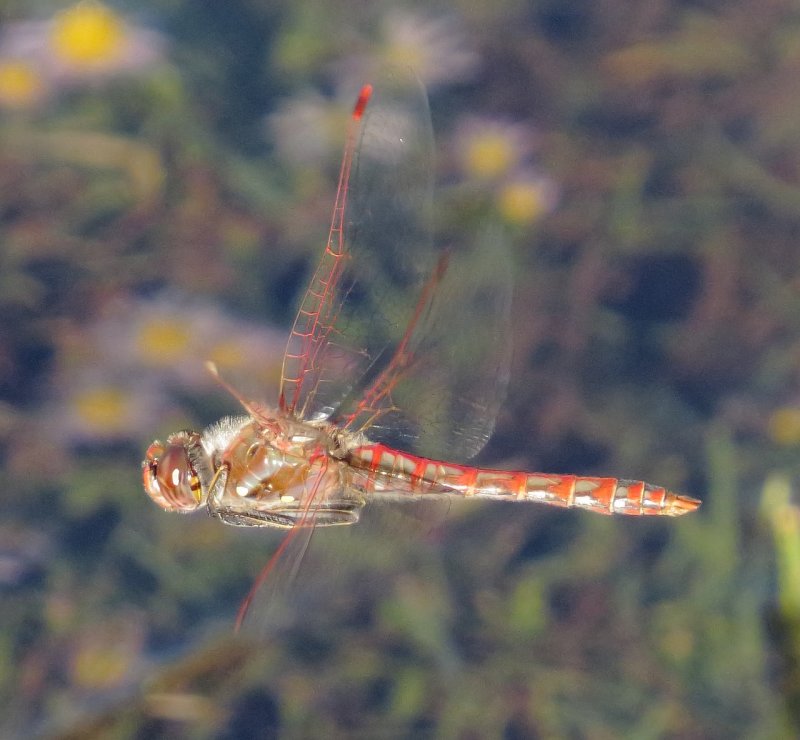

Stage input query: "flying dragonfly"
[{"left": 142, "top": 77, "right": 700, "bottom": 628}]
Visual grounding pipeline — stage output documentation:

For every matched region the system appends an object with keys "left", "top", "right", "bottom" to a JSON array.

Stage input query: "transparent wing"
[
  {"left": 280, "top": 74, "right": 512, "bottom": 462},
  {"left": 278, "top": 84, "right": 375, "bottom": 419},
  {"left": 237, "top": 495, "right": 453, "bottom": 642},
  {"left": 338, "top": 226, "right": 513, "bottom": 461}
]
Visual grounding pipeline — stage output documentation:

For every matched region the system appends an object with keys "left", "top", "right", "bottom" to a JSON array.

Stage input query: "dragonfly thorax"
[{"left": 210, "top": 419, "right": 365, "bottom": 528}]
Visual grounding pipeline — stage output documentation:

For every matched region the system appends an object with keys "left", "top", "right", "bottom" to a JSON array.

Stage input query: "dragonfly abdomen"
[{"left": 349, "top": 444, "right": 699, "bottom": 517}]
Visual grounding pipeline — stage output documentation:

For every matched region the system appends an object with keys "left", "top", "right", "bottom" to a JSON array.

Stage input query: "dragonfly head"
[{"left": 142, "top": 431, "right": 212, "bottom": 512}]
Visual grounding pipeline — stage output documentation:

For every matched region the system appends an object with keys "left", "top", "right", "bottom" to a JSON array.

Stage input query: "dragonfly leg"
[{"left": 205, "top": 463, "right": 230, "bottom": 517}]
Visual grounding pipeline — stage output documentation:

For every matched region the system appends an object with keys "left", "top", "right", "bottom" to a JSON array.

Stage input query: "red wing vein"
[
  {"left": 341, "top": 253, "right": 449, "bottom": 433},
  {"left": 279, "top": 86, "right": 373, "bottom": 417}
]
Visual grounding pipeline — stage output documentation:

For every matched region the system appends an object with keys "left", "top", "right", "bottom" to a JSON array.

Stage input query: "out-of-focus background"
[{"left": 2, "top": 0, "right": 800, "bottom": 737}]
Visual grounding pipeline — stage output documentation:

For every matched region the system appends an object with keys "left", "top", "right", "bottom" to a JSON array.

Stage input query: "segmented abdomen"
[{"left": 348, "top": 444, "right": 699, "bottom": 517}]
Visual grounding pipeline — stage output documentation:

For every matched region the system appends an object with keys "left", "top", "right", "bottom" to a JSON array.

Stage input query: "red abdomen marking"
[{"left": 349, "top": 444, "right": 700, "bottom": 517}]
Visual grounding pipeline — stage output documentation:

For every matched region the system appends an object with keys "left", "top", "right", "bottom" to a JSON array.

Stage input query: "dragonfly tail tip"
[{"left": 667, "top": 492, "right": 702, "bottom": 516}]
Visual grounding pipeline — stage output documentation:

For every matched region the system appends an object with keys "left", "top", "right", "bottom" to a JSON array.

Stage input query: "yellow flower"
[
  {"left": 135, "top": 317, "right": 193, "bottom": 367},
  {"left": 70, "top": 617, "right": 144, "bottom": 691},
  {"left": 50, "top": 1, "right": 125, "bottom": 69},
  {"left": 0, "top": 4, "right": 162, "bottom": 88},
  {"left": 72, "top": 639, "right": 131, "bottom": 689},
  {"left": 455, "top": 118, "right": 533, "bottom": 182},
  {"left": 54, "top": 376, "right": 166, "bottom": 443},
  {"left": 769, "top": 407, "right": 800, "bottom": 446},
  {"left": 466, "top": 132, "right": 515, "bottom": 179},
  {"left": 0, "top": 59, "right": 45, "bottom": 108},
  {"left": 498, "top": 175, "right": 558, "bottom": 225},
  {"left": 71, "top": 385, "right": 130, "bottom": 434}
]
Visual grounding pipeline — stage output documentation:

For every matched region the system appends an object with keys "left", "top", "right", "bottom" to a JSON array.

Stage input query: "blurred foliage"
[{"left": 2, "top": 0, "right": 800, "bottom": 737}]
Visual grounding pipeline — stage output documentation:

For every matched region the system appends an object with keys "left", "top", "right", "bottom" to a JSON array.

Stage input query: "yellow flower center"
[
  {"left": 769, "top": 407, "right": 800, "bottom": 446},
  {"left": 136, "top": 318, "right": 192, "bottom": 365},
  {"left": 208, "top": 339, "right": 244, "bottom": 370},
  {"left": 73, "top": 387, "right": 128, "bottom": 432},
  {"left": 498, "top": 180, "right": 550, "bottom": 225},
  {"left": 71, "top": 638, "right": 133, "bottom": 689},
  {"left": 465, "top": 132, "right": 516, "bottom": 179},
  {"left": 50, "top": 1, "right": 125, "bottom": 67},
  {"left": 0, "top": 60, "right": 44, "bottom": 108}
]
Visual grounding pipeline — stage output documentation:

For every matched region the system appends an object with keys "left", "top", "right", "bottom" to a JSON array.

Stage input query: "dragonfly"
[{"left": 142, "top": 76, "right": 700, "bottom": 627}]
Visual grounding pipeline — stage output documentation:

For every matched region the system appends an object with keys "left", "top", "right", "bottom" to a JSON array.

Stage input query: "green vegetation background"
[{"left": 2, "top": 0, "right": 800, "bottom": 737}]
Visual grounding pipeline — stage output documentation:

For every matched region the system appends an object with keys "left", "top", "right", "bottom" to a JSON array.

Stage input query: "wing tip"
[{"left": 353, "top": 84, "right": 373, "bottom": 120}]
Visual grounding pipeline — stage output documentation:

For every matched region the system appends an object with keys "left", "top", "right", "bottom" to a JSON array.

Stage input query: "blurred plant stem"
[
  {"left": 667, "top": 424, "right": 784, "bottom": 734},
  {"left": 762, "top": 474, "right": 800, "bottom": 731},
  {"left": 51, "top": 636, "right": 256, "bottom": 739}
]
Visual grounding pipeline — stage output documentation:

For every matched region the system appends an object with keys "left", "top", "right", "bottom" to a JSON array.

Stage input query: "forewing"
[
  {"left": 279, "top": 76, "right": 436, "bottom": 423},
  {"left": 281, "top": 74, "right": 513, "bottom": 462},
  {"left": 339, "top": 226, "right": 513, "bottom": 461}
]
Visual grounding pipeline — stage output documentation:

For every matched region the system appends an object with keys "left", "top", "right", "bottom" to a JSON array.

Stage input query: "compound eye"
[{"left": 142, "top": 439, "right": 203, "bottom": 511}]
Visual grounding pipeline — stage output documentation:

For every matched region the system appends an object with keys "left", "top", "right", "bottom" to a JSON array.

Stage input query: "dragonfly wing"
[
  {"left": 339, "top": 225, "right": 513, "bottom": 461},
  {"left": 279, "top": 75, "right": 435, "bottom": 422},
  {"left": 238, "top": 492, "right": 451, "bottom": 642},
  {"left": 281, "top": 73, "right": 512, "bottom": 462},
  {"left": 235, "top": 521, "right": 316, "bottom": 638}
]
